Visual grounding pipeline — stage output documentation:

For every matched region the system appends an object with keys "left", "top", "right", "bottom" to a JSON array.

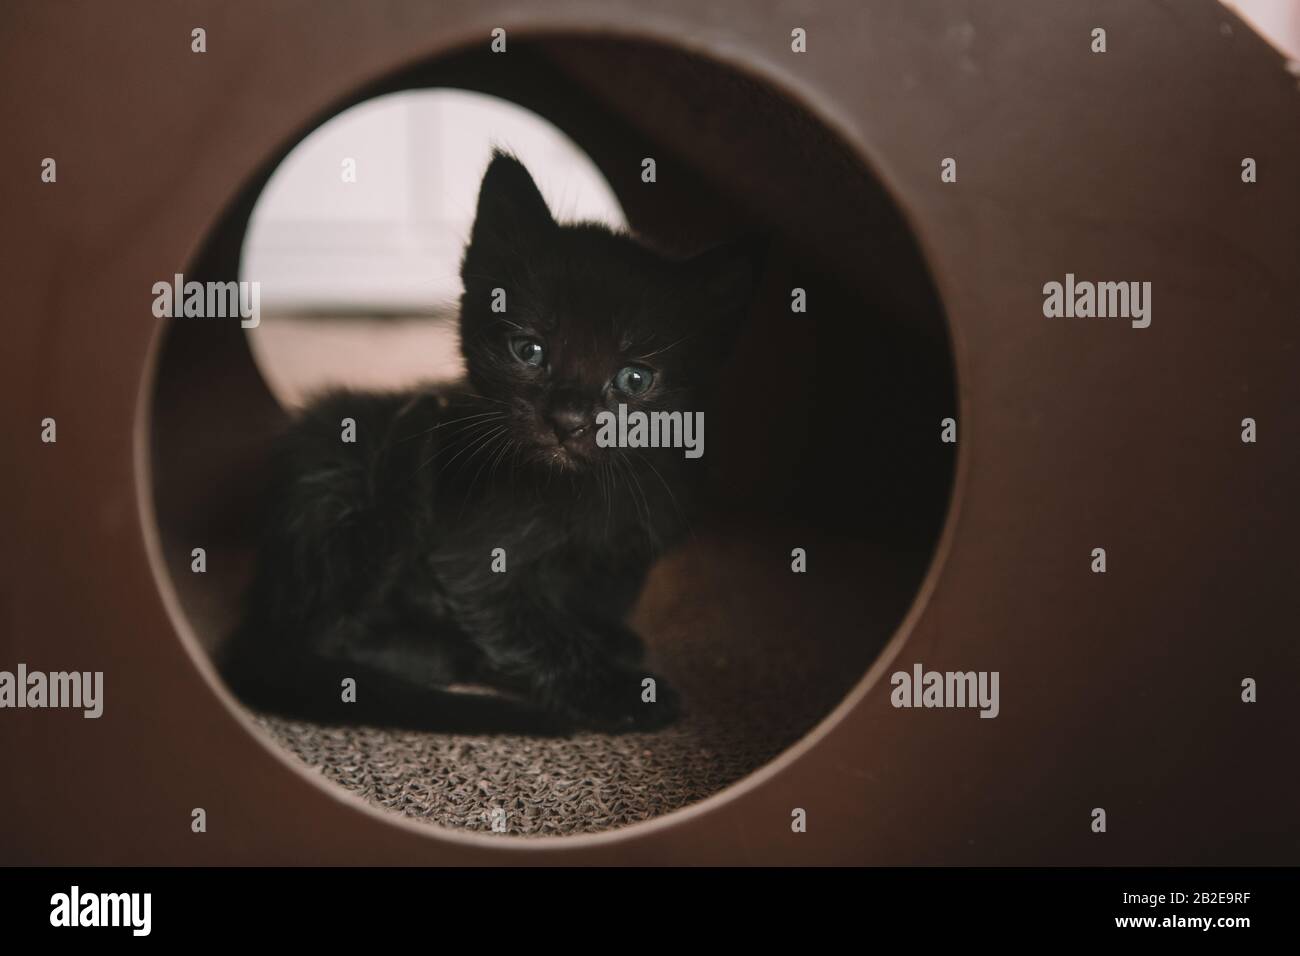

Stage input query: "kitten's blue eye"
[
  {"left": 510, "top": 336, "right": 545, "bottom": 367},
  {"left": 613, "top": 365, "right": 654, "bottom": 396}
]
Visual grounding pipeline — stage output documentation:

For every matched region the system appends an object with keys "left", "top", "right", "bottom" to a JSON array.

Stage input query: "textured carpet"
[{"left": 252, "top": 523, "right": 911, "bottom": 835}]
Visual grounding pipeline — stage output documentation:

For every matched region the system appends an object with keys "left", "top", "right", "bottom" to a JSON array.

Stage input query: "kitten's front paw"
[
  {"left": 573, "top": 668, "right": 681, "bottom": 733},
  {"left": 601, "top": 622, "right": 647, "bottom": 664}
]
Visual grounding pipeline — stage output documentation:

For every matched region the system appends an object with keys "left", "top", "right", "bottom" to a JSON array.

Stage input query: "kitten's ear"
[{"left": 463, "top": 151, "right": 556, "bottom": 276}]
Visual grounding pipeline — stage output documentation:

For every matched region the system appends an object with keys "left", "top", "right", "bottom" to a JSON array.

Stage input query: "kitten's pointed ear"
[{"left": 463, "top": 151, "right": 556, "bottom": 276}]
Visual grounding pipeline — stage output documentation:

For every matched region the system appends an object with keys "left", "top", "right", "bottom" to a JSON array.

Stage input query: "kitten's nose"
[{"left": 548, "top": 405, "right": 590, "bottom": 443}]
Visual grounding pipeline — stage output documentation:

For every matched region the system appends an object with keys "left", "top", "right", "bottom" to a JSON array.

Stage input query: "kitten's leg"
[
  {"left": 229, "top": 606, "right": 560, "bottom": 731},
  {"left": 314, "top": 607, "right": 477, "bottom": 688},
  {"left": 463, "top": 594, "right": 680, "bottom": 732},
  {"left": 574, "top": 616, "right": 645, "bottom": 665},
  {"left": 225, "top": 605, "right": 453, "bottom": 709},
  {"left": 575, "top": 554, "right": 652, "bottom": 664}
]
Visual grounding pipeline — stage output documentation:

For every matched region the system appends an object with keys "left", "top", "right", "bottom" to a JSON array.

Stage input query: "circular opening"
[{"left": 147, "top": 36, "right": 958, "bottom": 838}]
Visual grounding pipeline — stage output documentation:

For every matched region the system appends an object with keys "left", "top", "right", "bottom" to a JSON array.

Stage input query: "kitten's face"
[{"left": 458, "top": 153, "right": 757, "bottom": 472}]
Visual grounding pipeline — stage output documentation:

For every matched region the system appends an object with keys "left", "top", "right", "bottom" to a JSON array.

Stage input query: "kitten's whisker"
[
  {"left": 595, "top": 460, "right": 611, "bottom": 536},
  {"left": 441, "top": 391, "right": 512, "bottom": 408},
  {"left": 486, "top": 433, "right": 515, "bottom": 488},
  {"left": 439, "top": 423, "right": 508, "bottom": 478},
  {"left": 612, "top": 453, "right": 651, "bottom": 537},
  {"left": 631, "top": 449, "right": 693, "bottom": 541},
  {"left": 458, "top": 425, "right": 511, "bottom": 516},
  {"left": 633, "top": 330, "right": 703, "bottom": 361},
  {"left": 603, "top": 461, "right": 614, "bottom": 533},
  {"left": 412, "top": 418, "right": 502, "bottom": 475},
  {"left": 394, "top": 409, "right": 504, "bottom": 444},
  {"left": 628, "top": 460, "right": 654, "bottom": 541}
]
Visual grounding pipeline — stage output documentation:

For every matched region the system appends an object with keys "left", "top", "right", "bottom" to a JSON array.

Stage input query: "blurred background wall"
[{"left": 1224, "top": 0, "right": 1300, "bottom": 59}]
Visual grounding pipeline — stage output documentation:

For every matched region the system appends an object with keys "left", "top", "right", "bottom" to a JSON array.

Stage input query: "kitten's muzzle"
[{"left": 548, "top": 406, "right": 591, "bottom": 444}]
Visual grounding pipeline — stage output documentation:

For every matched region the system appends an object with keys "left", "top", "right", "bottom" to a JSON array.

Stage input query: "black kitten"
[{"left": 222, "top": 152, "right": 758, "bottom": 732}]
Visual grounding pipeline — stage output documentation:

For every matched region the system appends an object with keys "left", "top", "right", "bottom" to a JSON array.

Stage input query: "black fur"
[{"left": 222, "top": 152, "right": 759, "bottom": 732}]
